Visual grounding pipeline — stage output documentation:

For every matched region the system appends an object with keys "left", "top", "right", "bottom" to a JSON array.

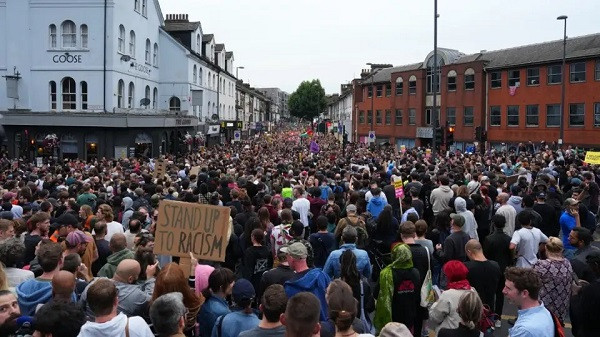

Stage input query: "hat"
[
  {"left": 570, "top": 178, "right": 582, "bottom": 186},
  {"left": 564, "top": 198, "right": 579, "bottom": 206},
  {"left": 1, "top": 192, "right": 15, "bottom": 201},
  {"left": 47, "top": 198, "right": 59, "bottom": 208},
  {"left": 281, "top": 242, "right": 308, "bottom": 259},
  {"left": 232, "top": 278, "right": 255, "bottom": 303},
  {"left": 450, "top": 213, "right": 465, "bottom": 228},
  {"left": 65, "top": 230, "right": 92, "bottom": 246},
  {"left": 346, "top": 204, "right": 357, "bottom": 213},
  {"left": 536, "top": 192, "right": 546, "bottom": 199},
  {"left": 57, "top": 213, "right": 79, "bottom": 227},
  {"left": 379, "top": 322, "right": 413, "bottom": 337}
]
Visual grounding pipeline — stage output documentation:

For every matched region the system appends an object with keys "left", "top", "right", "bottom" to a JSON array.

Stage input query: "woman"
[
  {"left": 270, "top": 209, "right": 293, "bottom": 259},
  {"left": 533, "top": 237, "right": 572, "bottom": 323},
  {"left": 152, "top": 263, "right": 204, "bottom": 337},
  {"left": 374, "top": 244, "right": 420, "bottom": 333},
  {"left": 429, "top": 260, "right": 473, "bottom": 333},
  {"left": 79, "top": 205, "right": 95, "bottom": 231},
  {"left": 197, "top": 268, "right": 235, "bottom": 337},
  {"left": 257, "top": 207, "right": 274, "bottom": 233},
  {"left": 323, "top": 279, "right": 374, "bottom": 337},
  {"left": 373, "top": 205, "right": 399, "bottom": 253},
  {"left": 340, "top": 250, "right": 374, "bottom": 329},
  {"left": 438, "top": 291, "right": 483, "bottom": 337}
]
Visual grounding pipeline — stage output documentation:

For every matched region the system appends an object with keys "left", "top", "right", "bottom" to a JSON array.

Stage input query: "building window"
[
  {"left": 142, "top": 0, "right": 147, "bottom": 17},
  {"left": 425, "top": 108, "right": 439, "bottom": 126},
  {"left": 127, "top": 82, "right": 135, "bottom": 108},
  {"left": 408, "top": 109, "right": 416, "bottom": 125},
  {"left": 50, "top": 81, "right": 57, "bottom": 110},
  {"left": 376, "top": 85, "right": 383, "bottom": 97},
  {"left": 153, "top": 43, "right": 158, "bottom": 66},
  {"left": 464, "top": 68, "right": 475, "bottom": 90},
  {"left": 385, "top": 110, "right": 391, "bottom": 125},
  {"left": 569, "top": 103, "right": 585, "bottom": 126},
  {"left": 169, "top": 97, "right": 181, "bottom": 111},
  {"left": 359, "top": 111, "right": 365, "bottom": 124},
  {"left": 395, "top": 109, "right": 402, "bottom": 125},
  {"left": 395, "top": 78, "right": 403, "bottom": 95},
  {"left": 117, "top": 80, "right": 124, "bottom": 108},
  {"left": 426, "top": 57, "right": 443, "bottom": 94},
  {"left": 596, "top": 60, "right": 600, "bottom": 81},
  {"left": 367, "top": 110, "right": 372, "bottom": 125},
  {"left": 193, "top": 65, "right": 197, "bottom": 84},
  {"left": 212, "top": 74, "right": 216, "bottom": 89},
  {"left": 385, "top": 84, "right": 391, "bottom": 97},
  {"left": 526, "top": 68, "right": 539, "bottom": 85},
  {"left": 366, "top": 86, "right": 372, "bottom": 98},
  {"left": 463, "top": 107, "right": 474, "bottom": 126},
  {"left": 508, "top": 70, "right": 520, "bottom": 87},
  {"left": 447, "top": 70, "right": 457, "bottom": 91},
  {"left": 199, "top": 68, "right": 203, "bottom": 85},
  {"left": 61, "top": 77, "right": 76, "bottom": 110},
  {"left": 145, "top": 39, "right": 151, "bottom": 64},
  {"left": 80, "top": 24, "right": 88, "bottom": 49},
  {"left": 196, "top": 34, "right": 201, "bottom": 53},
  {"left": 595, "top": 103, "right": 600, "bottom": 127},
  {"left": 546, "top": 104, "right": 561, "bottom": 127},
  {"left": 153, "top": 88, "right": 158, "bottom": 109},
  {"left": 144, "top": 85, "right": 150, "bottom": 106},
  {"left": 408, "top": 76, "right": 417, "bottom": 94},
  {"left": 547, "top": 65, "right": 562, "bottom": 84},
  {"left": 446, "top": 107, "right": 456, "bottom": 125},
  {"left": 61, "top": 20, "right": 77, "bottom": 48},
  {"left": 118, "top": 25, "right": 125, "bottom": 53},
  {"left": 134, "top": 0, "right": 140, "bottom": 12},
  {"left": 490, "top": 106, "right": 501, "bottom": 126},
  {"left": 129, "top": 31, "right": 135, "bottom": 56},
  {"left": 80, "top": 81, "right": 88, "bottom": 110},
  {"left": 376, "top": 110, "right": 382, "bottom": 124},
  {"left": 490, "top": 71, "right": 501, "bottom": 88},
  {"left": 570, "top": 62, "right": 586, "bottom": 83},
  {"left": 49, "top": 24, "right": 57, "bottom": 48},
  {"left": 526, "top": 105, "right": 538, "bottom": 126},
  {"left": 507, "top": 106, "right": 519, "bottom": 126}
]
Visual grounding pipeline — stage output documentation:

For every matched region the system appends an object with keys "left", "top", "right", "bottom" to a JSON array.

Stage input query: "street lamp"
[
  {"left": 557, "top": 15, "right": 567, "bottom": 147},
  {"left": 236, "top": 66, "right": 245, "bottom": 79},
  {"left": 432, "top": 0, "right": 439, "bottom": 157},
  {"left": 366, "top": 63, "right": 375, "bottom": 133}
]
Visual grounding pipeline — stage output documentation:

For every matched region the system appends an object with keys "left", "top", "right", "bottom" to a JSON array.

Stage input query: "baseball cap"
[
  {"left": 232, "top": 278, "right": 255, "bottom": 303},
  {"left": 536, "top": 192, "right": 546, "bottom": 199},
  {"left": 564, "top": 198, "right": 579, "bottom": 206},
  {"left": 290, "top": 221, "right": 304, "bottom": 237},
  {"left": 281, "top": 242, "right": 308, "bottom": 259},
  {"left": 57, "top": 213, "right": 79, "bottom": 227},
  {"left": 65, "top": 230, "right": 92, "bottom": 246},
  {"left": 450, "top": 213, "right": 465, "bottom": 228},
  {"left": 346, "top": 204, "right": 357, "bottom": 213}
]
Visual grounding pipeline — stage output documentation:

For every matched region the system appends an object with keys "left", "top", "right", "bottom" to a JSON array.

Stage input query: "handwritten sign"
[
  {"left": 394, "top": 177, "right": 404, "bottom": 199},
  {"left": 425, "top": 148, "right": 431, "bottom": 159},
  {"left": 584, "top": 151, "right": 600, "bottom": 165},
  {"left": 189, "top": 166, "right": 200, "bottom": 177},
  {"left": 506, "top": 174, "right": 519, "bottom": 187},
  {"left": 154, "top": 200, "right": 231, "bottom": 261},
  {"left": 153, "top": 159, "right": 167, "bottom": 179}
]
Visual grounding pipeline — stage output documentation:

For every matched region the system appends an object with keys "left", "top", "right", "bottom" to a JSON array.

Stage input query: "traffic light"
[
  {"left": 434, "top": 127, "right": 445, "bottom": 146},
  {"left": 446, "top": 126, "right": 455, "bottom": 145}
]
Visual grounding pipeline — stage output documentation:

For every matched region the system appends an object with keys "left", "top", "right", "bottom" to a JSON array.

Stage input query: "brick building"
[{"left": 354, "top": 33, "right": 600, "bottom": 150}]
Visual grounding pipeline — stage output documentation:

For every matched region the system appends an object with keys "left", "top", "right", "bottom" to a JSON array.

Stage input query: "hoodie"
[
  {"left": 121, "top": 197, "right": 134, "bottom": 228},
  {"left": 367, "top": 196, "right": 387, "bottom": 219},
  {"left": 16, "top": 278, "right": 53, "bottom": 316},
  {"left": 430, "top": 185, "right": 454, "bottom": 215},
  {"left": 97, "top": 249, "right": 135, "bottom": 278},
  {"left": 77, "top": 313, "right": 154, "bottom": 337},
  {"left": 284, "top": 268, "right": 331, "bottom": 321},
  {"left": 454, "top": 197, "right": 479, "bottom": 240},
  {"left": 508, "top": 196, "right": 523, "bottom": 214}
]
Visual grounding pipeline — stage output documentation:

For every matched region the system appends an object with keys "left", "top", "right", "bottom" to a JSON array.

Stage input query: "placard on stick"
[
  {"left": 154, "top": 200, "right": 231, "bottom": 262},
  {"left": 153, "top": 159, "right": 167, "bottom": 179},
  {"left": 189, "top": 166, "right": 200, "bottom": 177}
]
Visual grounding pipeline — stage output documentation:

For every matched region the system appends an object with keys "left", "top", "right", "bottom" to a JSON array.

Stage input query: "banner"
[
  {"left": 584, "top": 151, "right": 600, "bottom": 165},
  {"left": 154, "top": 200, "right": 231, "bottom": 261}
]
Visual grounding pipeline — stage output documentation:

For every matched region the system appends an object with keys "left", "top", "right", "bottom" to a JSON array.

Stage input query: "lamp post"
[
  {"left": 432, "top": 0, "right": 439, "bottom": 158},
  {"left": 366, "top": 62, "right": 375, "bottom": 136},
  {"left": 557, "top": 15, "right": 567, "bottom": 147}
]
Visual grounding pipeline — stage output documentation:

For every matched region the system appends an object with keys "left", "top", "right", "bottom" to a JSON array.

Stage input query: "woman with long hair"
[
  {"left": 79, "top": 205, "right": 95, "bottom": 231},
  {"left": 339, "top": 250, "right": 374, "bottom": 329},
  {"left": 373, "top": 205, "right": 399, "bottom": 252},
  {"left": 257, "top": 207, "right": 273, "bottom": 232},
  {"left": 197, "top": 268, "right": 235, "bottom": 337},
  {"left": 429, "top": 260, "right": 473, "bottom": 334},
  {"left": 438, "top": 290, "right": 484, "bottom": 337},
  {"left": 325, "top": 279, "right": 374, "bottom": 337}
]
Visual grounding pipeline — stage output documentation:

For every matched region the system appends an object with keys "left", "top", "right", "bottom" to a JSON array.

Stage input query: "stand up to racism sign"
[{"left": 154, "top": 200, "right": 231, "bottom": 262}]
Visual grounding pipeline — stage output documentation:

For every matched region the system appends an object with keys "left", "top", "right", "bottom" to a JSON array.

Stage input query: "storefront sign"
[
  {"left": 416, "top": 127, "right": 433, "bottom": 139},
  {"left": 131, "top": 62, "right": 151, "bottom": 75},
  {"left": 176, "top": 118, "right": 192, "bottom": 126},
  {"left": 52, "top": 53, "right": 82, "bottom": 64}
]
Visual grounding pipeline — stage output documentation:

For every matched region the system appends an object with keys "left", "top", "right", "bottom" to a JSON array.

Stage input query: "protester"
[
  {"left": 464, "top": 239, "right": 501, "bottom": 317},
  {"left": 281, "top": 292, "right": 321, "bottom": 337},
  {"left": 0, "top": 237, "right": 34, "bottom": 288},
  {"left": 239, "top": 284, "right": 287, "bottom": 337},
  {"left": 97, "top": 233, "right": 134, "bottom": 278},
  {"left": 198, "top": 268, "right": 236, "bottom": 337},
  {"left": 322, "top": 279, "right": 374, "bottom": 337},
  {"left": 150, "top": 292, "right": 188, "bottom": 337},
  {"left": 0, "top": 290, "right": 20, "bottom": 336},
  {"left": 429, "top": 260, "right": 473, "bottom": 334},
  {"left": 437, "top": 291, "right": 484, "bottom": 337},
  {"left": 212, "top": 279, "right": 260, "bottom": 337},
  {"left": 323, "top": 226, "right": 371, "bottom": 279},
  {"left": 510, "top": 210, "right": 548, "bottom": 268},
  {"left": 33, "top": 300, "right": 86, "bottom": 337}
]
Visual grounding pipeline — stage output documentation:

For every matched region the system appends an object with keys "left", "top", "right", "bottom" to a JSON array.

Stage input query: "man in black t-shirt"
[
  {"left": 464, "top": 239, "right": 501, "bottom": 313},
  {"left": 483, "top": 214, "right": 512, "bottom": 324}
]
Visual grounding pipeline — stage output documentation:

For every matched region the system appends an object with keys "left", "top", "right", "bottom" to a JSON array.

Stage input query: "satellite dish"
[
  {"left": 140, "top": 98, "right": 151, "bottom": 106},
  {"left": 211, "top": 114, "right": 219, "bottom": 121}
]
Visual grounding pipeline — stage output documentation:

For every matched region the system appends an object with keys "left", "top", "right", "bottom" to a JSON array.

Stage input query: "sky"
[{"left": 160, "top": 0, "right": 600, "bottom": 95}]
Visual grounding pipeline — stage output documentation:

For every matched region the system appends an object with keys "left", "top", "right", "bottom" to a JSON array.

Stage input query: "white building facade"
[{"left": 327, "top": 85, "right": 353, "bottom": 139}]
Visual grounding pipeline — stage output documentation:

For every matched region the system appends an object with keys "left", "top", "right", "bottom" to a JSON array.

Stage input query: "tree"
[{"left": 288, "top": 79, "right": 328, "bottom": 121}]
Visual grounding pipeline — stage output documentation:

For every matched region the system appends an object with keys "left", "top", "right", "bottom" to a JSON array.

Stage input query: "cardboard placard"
[
  {"left": 153, "top": 159, "right": 167, "bottom": 179},
  {"left": 584, "top": 151, "right": 600, "bottom": 165},
  {"left": 154, "top": 200, "right": 231, "bottom": 262},
  {"left": 189, "top": 166, "right": 200, "bottom": 177},
  {"left": 506, "top": 174, "right": 519, "bottom": 186}
]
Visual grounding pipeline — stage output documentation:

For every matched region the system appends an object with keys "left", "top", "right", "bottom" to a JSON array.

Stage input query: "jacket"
[
  {"left": 323, "top": 244, "right": 372, "bottom": 279},
  {"left": 454, "top": 198, "right": 478, "bottom": 240},
  {"left": 430, "top": 186, "right": 453, "bottom": 215},
  {"left": 429, "top": 289, "right": 473, "bottom": 333},
  {"left": 16, "top": 278, "right": 53, "bottom": 316},
  {"left": 77, "top": 313, "right": 154, "bottom": 337},
  {"left": 97, "top": 249, "right": 135, "bottom": 278},
  {"left": 508, "top": 196, "right": 523, "bottom": 214},
  {"left": 197, "top": 295, "right": 231, "bottom": 337},
  {"left": 121, "top": 197, "right": 134, "bottom": 228},
  {"left": 367, "top": 196, "right": 387, "bottom": 219},
  {"left": 284, "top": 268, "right": 331, "bottom": 321}
]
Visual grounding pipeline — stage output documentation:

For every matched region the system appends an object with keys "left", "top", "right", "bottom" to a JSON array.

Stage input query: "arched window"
[
  {"left": 212, "top": 74, "right": 216, "bottom": 89},
  {"left": 144, "top": 85, "right": 150, "bottom": 108},
  {"left": 134, "top": 0, "right": 140, "bottom": 12},
  {"left": 153, "top": 43, "right": 158, "bottom": 66},
  {"left": 447, "top": 70, "right": 457, "bottom": 91},
  {"left": 129, "top": 31, "right": 136, "bottom": 56},
  {"left": 49, "top": 25, "right": 57, "bottom": 48},
  {"left": 193, "top": 65, "right": 197, "bottom": 84},
  {"left": 81, "top": 81, "right": 88, "bottom": 110},
  {"left": 117, "top": 80, "right": 125, "bottom": 108},
  {"left": 395, "top": 77, "right": 403, "bottom": 95},
  {"left": 426, "top": 56, "right": 444, "bottom": 94},
  {"left": 464, "top": 68, "right": 475, "bottom": 90},
  {"left": 142, "top": 0, "right": 147, "bottom": 16},
  {"left": 61, "top": 77, "right": 76, "bottom": 110},
  {"left": 145, "top": 39, "right": 151, "bottom": 64},
  {"left": 196, "top": 34, "right": 201, "bottom": 53},
  {"left": 118, "top": 25, "right": 125, "bottom": 53},
  {"left": 208, "top": 72, "right": 212, "bottom": 88},
  {"left": 80, "top": 24, "right": 88, "bottom": 48},
  {"left": 199, "top": 68, "right": 203, "bottom": 85},
  {"left": 152, "top": 87, "right": 158, "bottom": 109},
  {"left": 49, "top": 81, "right": 57, "bottom": 110},
  {"left": 61, "top": 20, "right": 76, "bottom": 48},
  {"left": 409, "top": 75, "right": 417, "bottom": 94},
  {"left": 128, "top": 82, "right": 135, "bottom": 108},
  {"left": 169, "top": 97, "right": 181, "bottom": 111}
]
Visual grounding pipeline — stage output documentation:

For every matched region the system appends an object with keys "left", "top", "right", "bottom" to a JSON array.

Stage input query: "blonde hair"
[
  {"left": 457, "top": 291, "right": 483, "bottom": 330},
  {"left": 0, "top": 264, "right": 9, "bottom": 291},
  {"left": 97, "top": 204, "right": 114, "bottom": 222},
  {"left": 546, "top": 237, "right": 564, "bottom": 255}
]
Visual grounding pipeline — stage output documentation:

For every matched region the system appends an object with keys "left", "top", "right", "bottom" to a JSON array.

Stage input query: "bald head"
[
  {"left": 109, "top": 233, "right": 127, "bottom": 252},
  {"left": 52, "top": 270, "right": 76, "bottom": 301},
  {"left": 465, "top": 239, "right": 482, "bottom": 252},
  {"left": 465, "top": 239, "right": 485, "bottom": 261},
  {"left": 498, "top": 192, "right": 510, "bottom": 204},
  {"left": 114, "top": 259, "right": 141, "bottom": 284}
]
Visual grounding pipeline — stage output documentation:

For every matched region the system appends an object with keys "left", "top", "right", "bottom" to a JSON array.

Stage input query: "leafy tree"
[{"left": 288, "top": 79, "right": 327, "bottom": 121}]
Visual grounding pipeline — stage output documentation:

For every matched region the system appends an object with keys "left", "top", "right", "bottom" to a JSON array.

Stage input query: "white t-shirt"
[
  {"left": 511, "top": 227, "right": 548, "bottom": 268},
  {"left": 105, "top": 221, "right": 125, "bottom": 242},
  {"left": 292, "top": 197, "right": 311, "bottom": 227}
]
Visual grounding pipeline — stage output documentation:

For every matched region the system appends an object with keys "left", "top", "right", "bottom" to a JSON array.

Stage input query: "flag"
[
  {"left": 310, "top": 140, "right": 320, "bottom": 154},
  {"left": 509, "top": 86, "right": 517, "bottom": 96}
]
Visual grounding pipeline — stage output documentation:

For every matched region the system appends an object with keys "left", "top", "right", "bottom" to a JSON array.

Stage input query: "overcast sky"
[{"left": 160, "top": 0, "right": 599, "bottom": 95}]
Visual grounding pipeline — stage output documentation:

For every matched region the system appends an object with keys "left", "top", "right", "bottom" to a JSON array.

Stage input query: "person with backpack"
[
  {"left": 334, "top": 205, "right": 368, "bottom": 249},
  {"left": 323, "top": 226, "right": 371, "bottom": 280},
  {"left": 212, "top": 279, "right": 260, "bottom": 337},
  {"left": 308, "top": 216, "right": 336, "bottom": 268}
]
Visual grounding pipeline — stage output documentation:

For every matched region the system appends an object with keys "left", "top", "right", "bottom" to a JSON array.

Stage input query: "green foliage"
[{"left": 288, "top": 79, "right": 327, "bottom": 120}]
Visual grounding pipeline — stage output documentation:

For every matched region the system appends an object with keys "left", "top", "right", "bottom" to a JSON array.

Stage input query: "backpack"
[{"left": 319, "top": 185, "right": 330, "bottom": 201}]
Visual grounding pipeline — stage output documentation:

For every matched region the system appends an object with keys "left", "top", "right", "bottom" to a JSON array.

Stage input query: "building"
[
  {"left": 237, "top": 81, "right": 272, "bottom": 135},
  {"left": 258, "top": 87, "right": 289, "bottom": 121},
  {"left": 326, "top": 84, "right": 353, "bottom": 139},
  {"left": 354, "top": 34, "right": 600, "bottom": 149}
]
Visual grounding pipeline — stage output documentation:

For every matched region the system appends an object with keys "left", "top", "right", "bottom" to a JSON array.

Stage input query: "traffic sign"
[
  {"left": 233, "top": 130, "right": 241, "bottom": 142},
  {"left": 368, "top": 131, "right": 375, "bottom": 143}
]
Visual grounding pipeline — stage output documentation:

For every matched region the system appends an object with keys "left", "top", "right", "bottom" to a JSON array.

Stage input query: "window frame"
[
  {"left": 464, "top": 68, "right": 475, "bottom": 90},
  {"left": 359, "top": 110, "right": 365, "bottom": 124},
  {"left": 145, "top": 39, "right": 151, "bottom": 64},
  {"left": 80, "top": 24, "right": 88, "bottom": 49},
  {"left": 595, "top": 60, "right": 600, "bottom": 81},
  {"left": 395, "top": 109, "right": 402, "bottom": 125},
  {"left": 569, "top": 103, "right": 585, "bottom": 127},
  {"left": 489, "top": 106, "right": 501, "bottom": 126},
  {"left": 80, "top": 81, "right": 88, "bottom": 110},
  {"left": 490, "top": 71, "right": 501, "bottom": 89},
  {"left": 367, "top": 86, "right": 373, "bottom": 98},
  {"left": 193, "top": 65, "right": 197, "bottom": 84},
  {"left": 447, "top": 70, "right": 457, "bottom": 91},
  {"left": 376, "top": 110, "right": 382, "bottom": 124},
  {"left": 408, "top": 108, "right": 416, "bottom": 125},
  {"left": 545, "top": 104, "right": 561, "bottom": 127},
  {"left": 142, "top": 0, "right": 148, "bottom": 17},
  {"left": 508, "top": 70, "right": 520, "bottom": 87},
  {"left": 385, "top": 109, "right": 392, "bottom": 125},
  {"left": 127, "top": 82, "right": 135, "bottom": 109},
  {"left": 507, "top": 105, "right": 519, "bottom": 126},
  {"left": 153, "top": 43, "right": 158, "bottom": 67},
  {"left": 134, "top": 0, "right": 140, "bottom": 12},
  {"left": 526, "top": 105, "right": 539, "bottom": 126},
  {"left": 570, "top": 62, "right": 586, "bottom": 83},
  {"left": 129, "top": 30, "right": 136, "bottom": 57},
  {"left": 169, "top": 96, "right": 181, "bottom": 111},
  {"left": 152, "top": 87, "right": 158, "bottom": 109},
  {"left": 61, "top": 77, "right": 77, "bottom": 110},
  {"left": 50, "top": 81, "right": 57, "bottom": 110},
  {"left": 526, "top": 68, "right": 540, "bottom": 86},
  {"left": 408, "top": 76, "right": 417, "bottom": 94},
  {"left": 395, "top": 78, "right": 403, "bottom": 95},
  {"left": 117, "top": 79, "right": 125, "bottom": 108},
  {"left": 118, "top": 25, "right": 125, "bottom": 54},
  {"left": 463, "top": 106, "right": 474, "bottom": 126},
  {"left": 547, "top": 65, "right": 562, "bottom": 84},
  {"left": 49, "top": 24, "right": 57, "bottom": 49},
  {"left": 376, "top": 85, "right": 383, "bottom": 97},
  {"left": 594, "top": 103, "right": 600, "bottom": 127},
  {"left": 61, "top": 20, "right": 77, "bottom": 49},
  {"left": 385, "top": 84, "right": 391, "bottom": 97},
  {"left": 367, "top": 110, "right": 372, "bottom": 125},
  {"left": 446, "top": 107, "right": 456, "bottom": 126}
]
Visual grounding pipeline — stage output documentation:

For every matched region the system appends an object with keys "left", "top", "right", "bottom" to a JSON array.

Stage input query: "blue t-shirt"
[
  {"left": 212, "top": 310, "right": 260, "bottom": 337},
  {"left": 559, "top": 211, "right": 576, "bottom": 250}
]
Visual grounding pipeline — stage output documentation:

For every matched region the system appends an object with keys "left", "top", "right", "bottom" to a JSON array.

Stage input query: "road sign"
[
  {"left": 233, "top": 130, "right": 241, "bottom": 142},
  {"left": 368, "top": 131, "right": 375, "bottom": 143}
]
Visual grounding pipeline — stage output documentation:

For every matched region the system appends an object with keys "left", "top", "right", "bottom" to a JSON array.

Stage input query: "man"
[
  {"left": 78, "top": 278, "right": 154, "bottom": 337},
  {"left": 365, "top": 181, "right": 388, "bottom": 203},
  {"left": 582, "top": 171, "right": 599, "bottom": 214},
  {"left": 76, "top": 184, "right": 97, "bottom": 208},
  {"left": 508, "top": 185, "right": 524, "bottom": 215},
  {"left": 334, "top": 204, "right": 367, "bottom": 249},
  {"left": 16, "top": 241, "right": 63, "bottom": 316},
  {"left": 97, "top": 233, "right": 135, "bottom": 278},
  {"left": 366, "top": 187, "right": 387, "bottom": 219},
  {"left": 212, "top": 279, "right": 260, "bottom": 337},
  {"left": 150, "top": 292, "right": 187, "bottom": 337},
  {"left": 323, "top": 226, "right": 371, "bottom": 279},
  {"left": 502, "top": 267, "right": 554, "bottom": 337},
  {"left": 91, "top": 221, "right": 111, "bottom": 276},
  {"left": 0, "top": 237, "right": 34, "bottom": 288},
  {"left": 0, "top": 290, "right": 20, "bottom": 336},
  {"left": 464, "top": 240, "right": 502, "bottom": 316},
  {"left": 560, "top": 198, "right": 581, "bottom": 260},
  {"left": 124, "top": 219, "right": 147, "bottom": 250},
  {"left": 510, "top": 210, "right": 548, "bottom": 268},
  {"left": 570, "top": 227, "right": 600, "bottom": 262},
  {"left": 280, "top": 292, "right": 321, "bottom": 337},
  {"left": 430, "top": 175, "right": 453, "bottom": 216},
  {"left": 532, "top": 192, "right": 559, "bottom": 237},
  {"left": 483, "top": 214, "right": 512, "bottom": 321},
  {"left": 400, "top": 197, "right": 418, "bottom": 223},
  {"left": 287, "top": 221, "right": 314, "bottom": 268},
  {"left": 0, "top": 219, "right": 14, "bottom": 241},
  {"left": 64, "top": 230, "right": 93, "bottom": 258},
  {"left": 292, "top": 187, "right": 310, "bottom": 228},
  {"left": 260, "top": 248, "right": 296, "bottom": 299},
  {"left": 521, "top": 195, "right": 542, "bottom": 229},
  {"left": 496, "top": 192, "right": 518, "bottom": 236},
  {"left": 240, "top": 284, "right": 287, "bottom": 337},
  {"left": 434, "top": 213, "right": 470, "bottom": 264},
  {"left": 283, "top": 242, "right": 331, "bottom": 321},
  {"left": 121, "top": 197, "right": 135, "bottom": 229},
  {"left": 55, "top": 213, "right": 98, "bottom": 279},
  {"left": 33, "top": 300, "right": 85, "bottom": 337}
]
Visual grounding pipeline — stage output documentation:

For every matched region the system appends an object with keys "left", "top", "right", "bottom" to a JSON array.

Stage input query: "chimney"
[{"left": 166, "top": 14, "right": 189, "bottom": 22}]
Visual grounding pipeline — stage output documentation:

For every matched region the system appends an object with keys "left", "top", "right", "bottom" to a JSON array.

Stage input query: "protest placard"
[
  {"left": 154, "top": 200, "right": 231, "bottom": 262},
  {"left": 506, "top": 174, "right": 519, "bottom": 186},
  {"left": 189, "top": 166, "right": 200, "bottom": 177},
  {"left": 153, "top": 159, "right": 167, "bottom": 179},
  {"left": 584, "top": 151, "right": 600, "bottom": 165}
]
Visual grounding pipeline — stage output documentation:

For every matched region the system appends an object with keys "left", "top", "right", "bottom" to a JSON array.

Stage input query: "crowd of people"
[{"left": 0, "top": 126, "right": 598, "bottom": 337}]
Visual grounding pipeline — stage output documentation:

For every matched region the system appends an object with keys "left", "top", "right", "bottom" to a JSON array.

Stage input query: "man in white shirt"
[
  {"left": 292, "top": 187, "right": 310, "bottom": 229},
  {"left": 496, "top": 192, "right": 517, "bottom": 236},
  {"left": 510, "top": 210, "right": 548, "bottom": 268}
]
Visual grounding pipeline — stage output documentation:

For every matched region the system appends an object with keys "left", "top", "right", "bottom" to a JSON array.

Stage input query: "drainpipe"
[
  {"left": 103, "top": 0, "right": 107, "bottom": 113},
  {"left": 484, "top": 69, "right": 489, "bottom": 152}
]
